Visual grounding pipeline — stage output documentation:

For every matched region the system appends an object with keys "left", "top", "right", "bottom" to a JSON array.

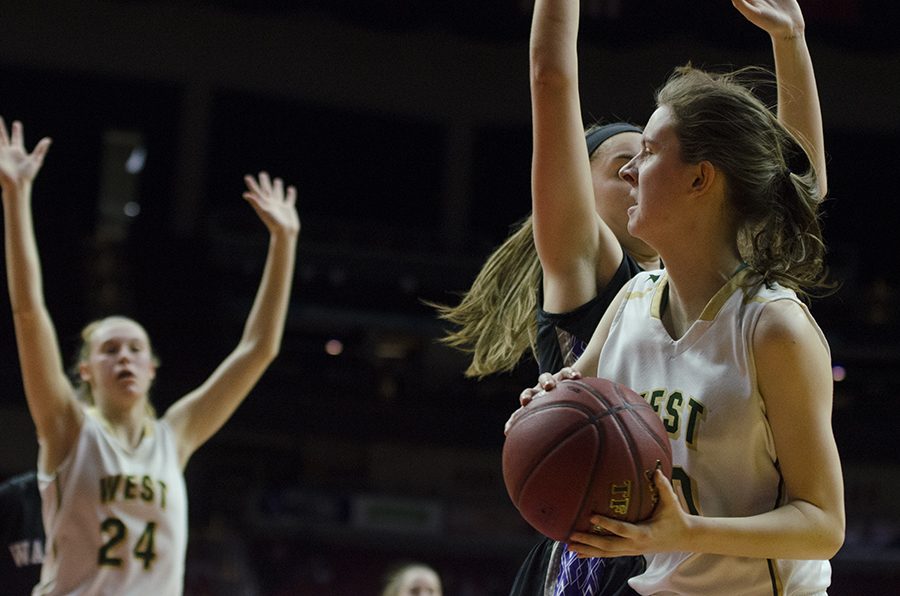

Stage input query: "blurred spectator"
[{"left": 382, "top": 561, "right": 443, "bottom": 596}]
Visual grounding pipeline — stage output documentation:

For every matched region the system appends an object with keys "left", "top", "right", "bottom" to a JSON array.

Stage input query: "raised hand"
[
  {"left": 242, "top": 171, "right": 301, "bottom": 238},
  {"left": 0, "top": 118, "right": 52, "bottom": 193},
  {"left": 733, "top": 0, "right": 805, "bottom": 38}
]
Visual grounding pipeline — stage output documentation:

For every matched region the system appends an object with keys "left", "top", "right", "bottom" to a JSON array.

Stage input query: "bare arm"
[
  {"left": 530, "top": 0, "right": 623, "bottom": 313},
  {"left": 569, "top": 300, "right": 845, "bottom": 560},
  {"left": 0, "top": 118, "right": 83, "bottom": 474},
  {"left": 164, "top": 172, "right": 299, "bottom": 466},
  {"left": 733, "top": 0, "right": 828, "bottom": 197}
]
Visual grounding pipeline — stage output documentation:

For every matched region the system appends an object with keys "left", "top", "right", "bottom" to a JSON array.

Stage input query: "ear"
[{"left": 689, "top": 160, "right": 717, "bottom": 196}]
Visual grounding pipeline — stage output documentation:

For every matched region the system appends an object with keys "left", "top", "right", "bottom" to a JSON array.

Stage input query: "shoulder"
[
  {"left": 753, "top": 296, "right": 825, "bottom": 349},
  {"left": 752, "top": 297, "right": 830, "bottom": 387}
]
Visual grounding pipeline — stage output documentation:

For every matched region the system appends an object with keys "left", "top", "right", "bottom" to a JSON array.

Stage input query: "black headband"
[{"left": 585, "top": 122, "right": 643, "bottom": 157}]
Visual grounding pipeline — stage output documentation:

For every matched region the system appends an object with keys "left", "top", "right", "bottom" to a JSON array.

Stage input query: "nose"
[{"left": 619, "top": 156, "right": 637, "bottom": 186}]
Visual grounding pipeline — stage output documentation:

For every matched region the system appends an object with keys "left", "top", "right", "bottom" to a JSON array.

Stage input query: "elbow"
[
  {"left": 530, "top": 64, "right": 570, "bottom": 94},
  {"left": 821, "top": 518, "right": 845, "bottom": 559},
  {"left": 809, "top": 507, "right": 845, "bottom": 560},
  {"left": 529, "top": 50, "right": 573, "bottom": 93},
  {"left": 794, "top": 499, "right": 845, "bottom": 559},
  {"left": 239, "top": 338, "right": 281, "bottom": 369},
  {"left": 256, "top": 342, "right": 281, "bottom": 366}
]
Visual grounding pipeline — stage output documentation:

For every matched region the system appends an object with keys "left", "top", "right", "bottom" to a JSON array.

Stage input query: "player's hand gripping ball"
[{"left": 502, "top": 377, "right": 672, "bottom": 541}]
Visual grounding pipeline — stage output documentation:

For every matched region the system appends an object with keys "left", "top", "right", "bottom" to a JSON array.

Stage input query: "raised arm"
[
  {"left": 1, "top": 118, "right": 83, "bottom": 474},
  {"left": 734, "top": 0, "right": 827, "bottom": 197},
  {"left": 164, "top": 172, "right": 299, "bottom": 466},
  {"left": 530, "top": 0, "right": 624, "bottom": 313}
]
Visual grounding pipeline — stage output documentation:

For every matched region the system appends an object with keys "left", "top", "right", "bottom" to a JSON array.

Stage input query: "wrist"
[
  {"left": 1, "top": 181, "right": 32, "bottom": 200},
  {"left": 772, "top": 25, "right": 806, "bottom": 44}
]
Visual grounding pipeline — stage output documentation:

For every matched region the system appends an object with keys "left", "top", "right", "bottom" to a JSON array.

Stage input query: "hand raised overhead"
[{"left": 0, "top": 117, "right": 52, "bottom": 192}]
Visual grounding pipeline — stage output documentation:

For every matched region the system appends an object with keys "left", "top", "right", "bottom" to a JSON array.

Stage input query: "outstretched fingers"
[
  {"left": 10, "top": 120, "right": 23, "bottom": 147},
  {"left": 242, "top": 171, "right": 300, "bottom": 236},
  {"left": 732, "top": 0, "right": 804, "bottom": 38},
  {"left": 0, "top": 118, "right": 53, "bottom": 188}
]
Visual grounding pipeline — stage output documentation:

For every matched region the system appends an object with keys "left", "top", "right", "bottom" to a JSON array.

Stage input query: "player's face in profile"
[{"left": 619, "top": 105, "right": 693, "bottom": 245}]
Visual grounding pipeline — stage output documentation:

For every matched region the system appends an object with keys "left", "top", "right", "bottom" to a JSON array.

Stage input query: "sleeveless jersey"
[
  {"left": 34, "top": 410, "right": 188, "bottom": 596},
  {"left": 597, "top": 269, "right": 831, "bottom": 596}
]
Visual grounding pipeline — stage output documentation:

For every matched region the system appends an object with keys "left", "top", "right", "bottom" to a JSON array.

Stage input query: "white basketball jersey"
[
  {"left": 598, "top": 269, "right": 831, "bottom": 596},
  {"left": 34, "top": 410, "right": 188, "bottom": 596}
]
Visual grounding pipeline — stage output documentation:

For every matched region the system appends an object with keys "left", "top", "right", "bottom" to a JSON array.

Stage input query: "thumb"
[{"left": 653, "top": 468, "right": 682, "bottom": 513}]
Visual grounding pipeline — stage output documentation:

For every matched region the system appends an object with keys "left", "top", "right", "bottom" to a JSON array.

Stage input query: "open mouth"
[{"left": 116, "top": 370, "right": 135, "bottom": 381}]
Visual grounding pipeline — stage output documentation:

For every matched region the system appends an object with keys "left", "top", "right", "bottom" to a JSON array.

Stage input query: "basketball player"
[
  {"left": 434, "top": 0, "right": 826, "bottom": 387},
  {"left": 0, "top": 471, "right": 45, "bottom": 595},
  {"left": 515, "top": 59, "right": 845, "bottom": 595},
  {"left": 439, "top": 0, "right": 830, "bottom": 593},
  {"left": 0, "top": 117, "right": 299, "bottom": 595}
]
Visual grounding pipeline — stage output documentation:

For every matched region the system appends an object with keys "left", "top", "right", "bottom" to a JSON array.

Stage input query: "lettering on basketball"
[
  {"left": 100, "top": 474, "right": 168, "bottom": 508},
  {"left": 641, "top": 390, "right": 706, "bottom": 447},
  {"left": 609, "top": 480, "right": 632, "bottom": 516}
]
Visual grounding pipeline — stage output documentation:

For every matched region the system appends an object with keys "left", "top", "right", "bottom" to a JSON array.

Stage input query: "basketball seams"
[
  {"left": 515, "top": 422, "right": 602, "bottom": 537},
  {"left": 508, "top": 388, "right": 612, "bottom": 537},
  {"left": 508, "top": 404, "right": 595, "bottom": 502},
  {"left": 573, "top": 379, "right": 670, "bottom": 522},
  {"left": 610, "top": 383, "right": 672, "bottom": 520},
  {"left": 502, "top": 377, "right": 674, "bottom": 540},
  {"left": 506, "top": 393, "right": 617, "bottom": 500},
  {"left": 575, "top": 380, "right": 647, "bottom": 522},
  {"left": 611, "top": 383, "right": 661, "bottom": 520}
]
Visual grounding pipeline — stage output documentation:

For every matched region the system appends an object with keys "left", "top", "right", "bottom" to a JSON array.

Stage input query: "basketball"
[{"left": 502, "top": 376, "right": 672, "bottom": 542}]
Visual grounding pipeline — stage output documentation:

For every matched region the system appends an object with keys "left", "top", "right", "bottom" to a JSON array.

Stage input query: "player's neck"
[
  {"left": 660, "top": 257, "right": 743, "bottom": 339},
  {"left": 91, "top": 405, "right": 151, "bottom": 450}
]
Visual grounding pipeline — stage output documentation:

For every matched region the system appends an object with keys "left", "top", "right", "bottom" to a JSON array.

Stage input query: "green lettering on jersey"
[
  {"left": 644, "top": 389, "right": 665, "bottom": 413},
  {"left": 124, "top": 475, "right": 138, "bottom": 499},
  {"left": 141, "top": 476, "right": 155, "bottom": 502},
  {"left": 643, "top": 389, "right": 707, "bottom": 446},
  {"left": 100, "top": 475, "right": 122, "bottom": 504},
  {"left": 685, "top": 398, "right": 706, "bottom": 447},
  {"left": 664, "top": 392, "right": 683, "bottom": 434}
]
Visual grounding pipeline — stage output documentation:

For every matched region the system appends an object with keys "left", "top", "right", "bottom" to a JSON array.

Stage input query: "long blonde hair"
[
  {"left": 431, "top": 122, "right": 642, "bottom": 378},
  {"left": 430, "top": 216, "right": 541, "bottom": 378}
]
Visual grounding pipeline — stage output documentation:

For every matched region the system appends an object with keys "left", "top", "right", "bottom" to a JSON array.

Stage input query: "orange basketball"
[{"left": 502, "top": 377, "right": 672, "bottom": 541}]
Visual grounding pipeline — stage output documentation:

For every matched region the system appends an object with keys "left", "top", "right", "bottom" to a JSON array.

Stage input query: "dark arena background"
[{"left": 1, "top": 1, "right": 899, "bottom": 594}]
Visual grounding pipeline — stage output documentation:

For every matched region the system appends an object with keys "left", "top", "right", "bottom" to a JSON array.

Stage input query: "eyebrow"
[{"left": 98, "top": 337, "right": 145, "bottom": 347}]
